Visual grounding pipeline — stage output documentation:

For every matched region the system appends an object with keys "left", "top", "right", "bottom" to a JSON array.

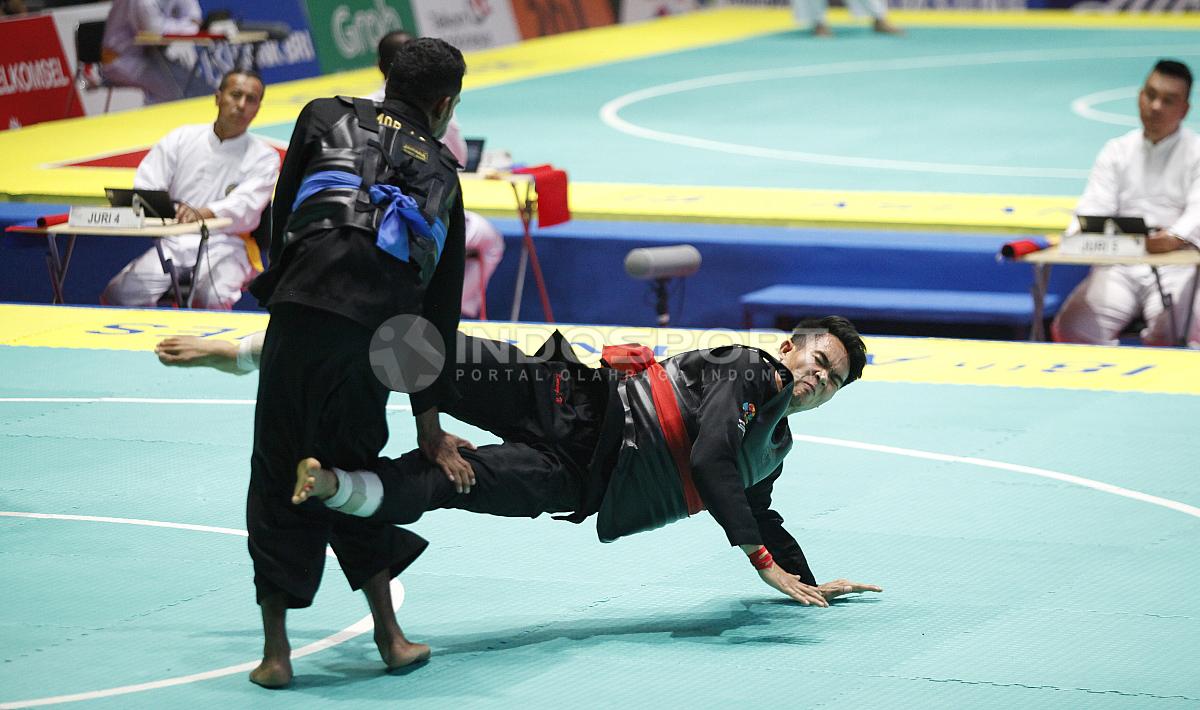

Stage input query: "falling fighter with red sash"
[{"left": 291, "top": 316, "right": 882, "bottom": 607}]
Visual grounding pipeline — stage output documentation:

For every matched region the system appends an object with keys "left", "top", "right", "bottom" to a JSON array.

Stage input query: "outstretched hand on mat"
[
  {"left": 818, "top": 578, "right": 883, "bottom": 601},
  {"left": 758, "top": 565, "right": 829, "bottom": 607}
]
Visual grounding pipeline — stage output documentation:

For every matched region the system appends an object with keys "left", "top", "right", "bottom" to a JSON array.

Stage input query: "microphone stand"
[{"left": 654, "top": 278, "right": 671, "bottom": 327}]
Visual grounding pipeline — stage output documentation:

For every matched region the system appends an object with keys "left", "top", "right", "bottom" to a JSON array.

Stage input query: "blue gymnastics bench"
[{"left": 740, "top": 285, "right": 1063, "bottom": 330}]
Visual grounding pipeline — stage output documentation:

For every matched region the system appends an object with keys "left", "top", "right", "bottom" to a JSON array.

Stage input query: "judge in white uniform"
[
  {"left": 102, "top": 69, "right": 280, "bottom": 310},
  {"left": 100, "top": 0, "right": 204, "bottom": 104},
  {"left": 1052, "top": 60, "right": 1200, "bottom": 348}
]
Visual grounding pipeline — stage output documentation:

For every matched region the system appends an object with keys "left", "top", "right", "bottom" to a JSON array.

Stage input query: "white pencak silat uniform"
[
  {"left": 1053, "top": 127, "right": 1200, "bottom": 348},
  {"left": 103, "top": 123, "right": 280, "bottom": 309},
  {"left": 100, "top": 0, "right": 203, "bottom": 104},
  {"left": 367, "top": 88, "right": 505, "bottom": 318},
  {"left": 790, "top": 0, "right": 888, "bottom": 27}
]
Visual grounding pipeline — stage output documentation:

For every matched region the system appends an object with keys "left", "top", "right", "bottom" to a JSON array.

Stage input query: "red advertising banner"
[
  {"left": 510, "top": 0, "right": 615, "bottom": 39},
  {"left": 0, "top": 15, "right": 79, "bottom": 131}
]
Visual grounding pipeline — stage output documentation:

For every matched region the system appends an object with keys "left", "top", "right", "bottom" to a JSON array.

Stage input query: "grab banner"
[
  {"left": 304, "top": 0, "right": 418, "bottom": 74},
  {"left": 0, "top": 15, "right": 77, "bottom": 130}
]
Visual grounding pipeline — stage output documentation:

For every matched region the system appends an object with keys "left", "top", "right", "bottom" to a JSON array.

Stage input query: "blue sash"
[{"left": 293, "top": 170, "right": 445, "bottom": 265}]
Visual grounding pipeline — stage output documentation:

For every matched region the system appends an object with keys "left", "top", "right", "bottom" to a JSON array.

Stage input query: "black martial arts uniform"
[
  {"left": 246, "top": 96, "right": 465, "bottom": 608},
  {"left": 359, "top": 336, "right": 818, "bottom": 586}
]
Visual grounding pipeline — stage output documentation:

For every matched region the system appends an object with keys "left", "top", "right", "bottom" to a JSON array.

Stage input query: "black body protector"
[{"left": 283, "top": 96, "right": 461, "bottom": 283}]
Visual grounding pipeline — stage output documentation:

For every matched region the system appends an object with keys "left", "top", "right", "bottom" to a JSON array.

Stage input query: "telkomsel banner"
[
  {"left": 0, "top": 15, "right": 76, "bottom": 130},
  {"left": 510, "top": 0, "right": 616, "bottom": 39},
  {"left": 408, "top": 0, "right": 522, "bottom": 52},
  {"left": 304, "top": 0, "right": 419, "bottom": 74}
]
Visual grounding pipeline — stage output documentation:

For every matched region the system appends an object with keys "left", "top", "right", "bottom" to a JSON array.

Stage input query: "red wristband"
[{"left": 748, "top": 545, "right": 774, "bottom": 570}]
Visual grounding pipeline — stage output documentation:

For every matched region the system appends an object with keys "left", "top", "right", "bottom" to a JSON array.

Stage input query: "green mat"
[{"left": 2, "top": 345, "right": 1197, "bottom": 708}]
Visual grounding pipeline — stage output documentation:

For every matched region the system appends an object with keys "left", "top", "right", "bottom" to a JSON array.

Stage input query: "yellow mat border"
[{"left": 1, "top": 304, "right": 1196, "bottom": 395}]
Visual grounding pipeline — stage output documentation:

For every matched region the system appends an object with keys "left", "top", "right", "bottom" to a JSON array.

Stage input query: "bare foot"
[
  {"left": 376, "top": 631, "right": 431, "bottom": 671},
  {"left": 812, "top": 22, "right": 833, "bottom": 37},
  {"left": 155, "top": 336, "right": 242, "bottom": 373},
  {"left": 292, "top": 458, "right": 336, "bottom": 505},
  {"left": 249, "top": 657, "right": 293, "bottom": 689},
  {"left": 873, "top": 18, "right": 904, "bottom": 34}
]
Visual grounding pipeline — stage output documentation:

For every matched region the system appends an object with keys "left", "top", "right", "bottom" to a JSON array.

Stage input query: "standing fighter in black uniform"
[{"left": 244, "top": 38, "right": 470, "bottom": 688}]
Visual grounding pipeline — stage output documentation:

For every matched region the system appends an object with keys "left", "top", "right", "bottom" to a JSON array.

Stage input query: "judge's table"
[
  {"left": 11, "top": 217, "right": 232, "bottom": 307},
  {"left": 1019, "top": 244, "right": 1200, "bottom": 344}
]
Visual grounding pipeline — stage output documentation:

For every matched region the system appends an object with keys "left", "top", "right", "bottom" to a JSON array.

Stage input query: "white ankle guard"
[{"left": 325, "top": 468, "right": 383, "bottom": 518}]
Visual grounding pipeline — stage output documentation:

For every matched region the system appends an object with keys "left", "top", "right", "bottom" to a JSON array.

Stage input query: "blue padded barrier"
[
  {"left": 740, "top": 285, "right": 1063, "bottom": 329},
  {"left": 485, "top": 219, "right": 1087, "bottom": 328},
  {"left": 3, "top": 204, "right": 1087, "bottom": 327}
]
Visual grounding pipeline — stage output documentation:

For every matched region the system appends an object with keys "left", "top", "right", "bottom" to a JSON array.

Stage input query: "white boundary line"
[
  {"left": 0, "top": 512, "right": 405, "bottom": 709},
  {"left": 794, "top": 434, "right": 1200, "bottom": 519},
  {"left": 599, "top": 46, "right": 1200, "bottom": 178}
]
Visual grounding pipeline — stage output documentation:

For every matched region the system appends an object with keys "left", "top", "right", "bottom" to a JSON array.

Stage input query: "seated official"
[
  {"left": 102, "top": 69, "right": 279, "bottom": 310},
  {"left": 1052, "top": 59, "right": 1200, "bottom": 348},
  {"left": 100, "top": 0, "right": 205, "bottom": 104}
]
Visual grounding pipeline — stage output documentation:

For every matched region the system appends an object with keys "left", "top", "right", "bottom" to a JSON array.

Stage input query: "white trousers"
[
  {"left": 102, "top": 236, "right": 254, "bottom": 310},
  {"left": 791, "top": 0, "right": 888, "bottom": 25},
  {"left": 100, "top": 49, "right": 194, "bottom": 105},
  {"left": 461, "top": 210, "right": 505, "bottom": 318},
  {"left": 1052, "top": 264, "right": 1200, "bottom": 348}
]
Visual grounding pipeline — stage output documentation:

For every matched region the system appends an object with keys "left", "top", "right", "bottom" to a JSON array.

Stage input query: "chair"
[{"left": 64, "top": 20, "right": 113, "bottom": 118}]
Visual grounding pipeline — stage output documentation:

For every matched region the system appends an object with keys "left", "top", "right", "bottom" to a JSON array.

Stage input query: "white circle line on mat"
[
  {"left": 793, "top": 434, "right": 1200, "bottom": 519},
  {"left": 1069, "top": 85, "right": 1141, "bottom": 128},
  {"left": 0, "top": 511, "right": 405, "bottom": 709},
  {"left": 600, "top": 46, "right": 1200, "bottom": 178}
]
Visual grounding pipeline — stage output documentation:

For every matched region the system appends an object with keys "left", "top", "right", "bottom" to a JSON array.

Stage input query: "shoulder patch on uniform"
[
  {"left": 402, "top": 142, "right": 429, "bottom": 162},
  {"left": 738, "top": 401, "right": 757, "bottom": 434}
]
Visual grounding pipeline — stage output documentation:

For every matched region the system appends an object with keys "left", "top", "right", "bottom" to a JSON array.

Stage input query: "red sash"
[{"left": 602, "top": 344, "right": 704, "bottom": 516}]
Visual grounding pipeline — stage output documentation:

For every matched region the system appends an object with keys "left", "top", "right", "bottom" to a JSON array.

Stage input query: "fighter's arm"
[
  {"left": 746, "top": 469, "right": 882, "bottom": 603},
  {"left": 746, "top": 467, "right": 817, "bottom": 584},
  {"left": 689, "top": 356, "right": 826, "bottom": 605},
  {"left": 267, "top": 99, "right": 330, "bottom": 265},
  {"left": 412, "top": 187, "right": 474, "bottom": 491}
]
